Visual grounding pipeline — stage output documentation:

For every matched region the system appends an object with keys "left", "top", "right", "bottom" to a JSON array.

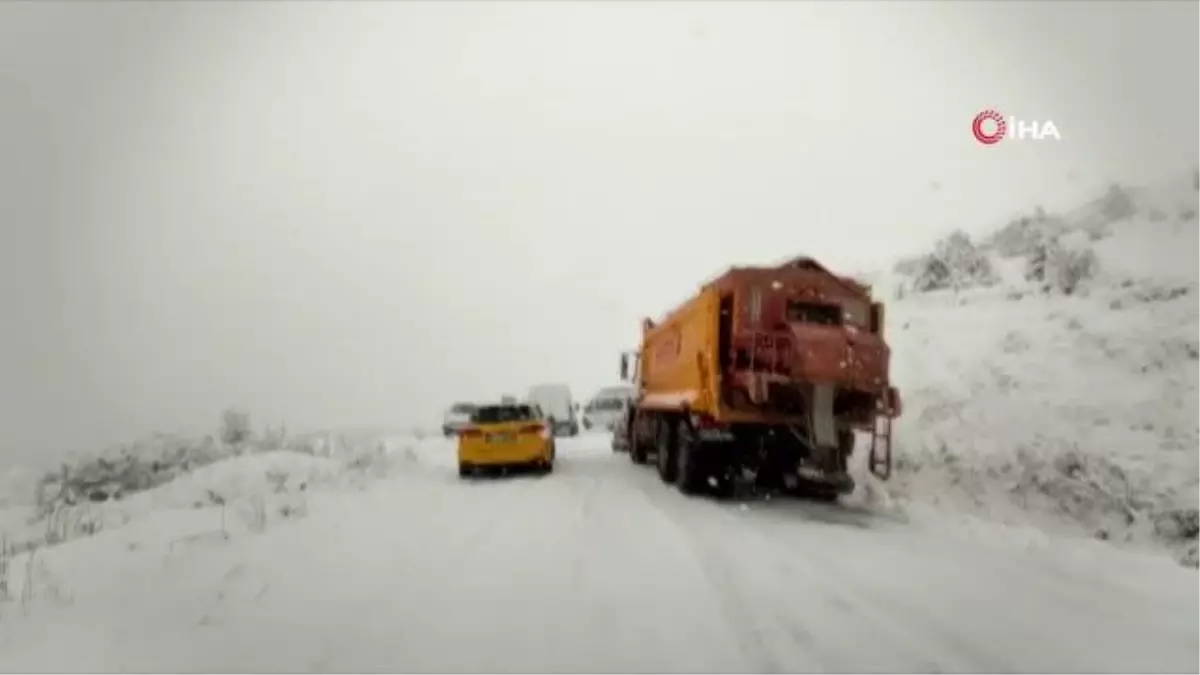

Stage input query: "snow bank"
[
  {"left": 0, "top": 426, "right": 427, "bottom": 565},
  {"left": 877, "top": 173, "right": 1199, "bottom": 566}
]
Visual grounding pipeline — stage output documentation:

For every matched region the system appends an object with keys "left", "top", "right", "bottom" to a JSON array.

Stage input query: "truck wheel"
[
  {"left": 656, "top": 419, "right": 677, "bottom": 483},
  {"left": 676, "top": 422, "right": 705, "bottom": 495},
  {"left": 837, "top": 429, "right": 855, "bottom": 470},
  {"left": 630, "top": 434, "right": 648, "bottom": 464},
  {"left": 458, "top": 463, "right": 471, "bottom": 478},
  {"left": 629, "top": 414, "right": 649, "bottom": 464}
]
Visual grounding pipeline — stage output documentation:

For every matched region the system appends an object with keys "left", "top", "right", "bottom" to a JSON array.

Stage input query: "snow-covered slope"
[
  {"left": 0, "top": 429, "right": 423, "bottom": 559},
  {"left": 873, "top": 174, "right": 1199, "bottom": 566}
]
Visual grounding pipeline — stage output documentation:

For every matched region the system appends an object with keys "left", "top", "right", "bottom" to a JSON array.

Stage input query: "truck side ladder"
[{"left": 868, "top": 414, "right": 893, "bottom": 480}]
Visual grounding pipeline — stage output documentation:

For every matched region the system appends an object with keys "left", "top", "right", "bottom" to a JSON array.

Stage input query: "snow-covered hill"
[{"left": 868, "top": 174, "right": 1199, "bottom": 566}]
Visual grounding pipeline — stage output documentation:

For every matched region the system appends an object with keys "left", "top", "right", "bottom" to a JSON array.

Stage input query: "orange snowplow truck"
[{"left": 613, "top": 256, "right": 901, "bottom": 499}]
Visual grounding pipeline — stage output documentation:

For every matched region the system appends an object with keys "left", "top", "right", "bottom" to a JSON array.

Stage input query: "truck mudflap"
[{"left": 783, "top": 462, "right": 856, "bottom": 495}]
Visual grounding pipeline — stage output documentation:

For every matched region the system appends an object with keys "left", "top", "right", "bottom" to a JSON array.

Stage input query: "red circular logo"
[{"left": 972, "top": 109, "right": 1006, "bottom": 145}]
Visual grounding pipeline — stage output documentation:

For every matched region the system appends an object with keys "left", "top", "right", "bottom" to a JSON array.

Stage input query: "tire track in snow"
[
  {"left": 703, "top": 503, "right": 1015, "bottom": 673},
  {"left": 625, "top": 473, "right": 807, "bottom": 673},
  {"left": 628, "top": 468, "right": 1028, "bottom": 672},
  {"left": 309, "top": 467, "right": 556, "bottom": 670}
]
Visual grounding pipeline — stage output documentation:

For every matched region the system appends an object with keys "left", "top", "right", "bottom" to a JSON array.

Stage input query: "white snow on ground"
[
  {"left": 0, "top": 175, "right": 1195, "bottom": 671},
  {"left": 0, "top": 437, "right": 1196, "bottom": 673},
  {"left": 864, "top": 175, "right": 1200, "bottom": 567}
]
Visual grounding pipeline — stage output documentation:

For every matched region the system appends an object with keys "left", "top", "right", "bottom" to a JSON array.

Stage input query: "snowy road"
[{"left": 1, "top": 436, "right": 1196, "bottom": 673}]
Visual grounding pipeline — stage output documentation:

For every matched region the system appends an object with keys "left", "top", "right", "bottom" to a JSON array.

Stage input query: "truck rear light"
[{"left": 691, "top": 413, "right": 722, "bottom": 430}]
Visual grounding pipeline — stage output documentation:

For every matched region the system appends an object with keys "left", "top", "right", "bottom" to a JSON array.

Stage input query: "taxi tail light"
[{"left": 519, "top": 423, "right": 551, "bottom": 440}]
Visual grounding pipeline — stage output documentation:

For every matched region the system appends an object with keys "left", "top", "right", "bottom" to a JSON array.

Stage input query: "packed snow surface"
[{"left": 0, "top": 437, "right": 1196, "bottom": 673}]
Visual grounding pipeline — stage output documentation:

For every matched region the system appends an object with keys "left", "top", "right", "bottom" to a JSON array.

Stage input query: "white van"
[
  {"left": 581, "top": 385, "right": 635, "bottom": 432},
  {"left": 526, "top": 383, "right": 579, "bottom": 437},
  {"left": 441, "top": 402, "right": 478, "bottom": 437}
]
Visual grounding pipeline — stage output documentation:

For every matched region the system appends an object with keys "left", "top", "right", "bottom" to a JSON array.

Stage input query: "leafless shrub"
[
  {"left": 19, "top": 545, "right": 38, "bottom": 616},
  {"left": 42, "top": 504, "right": 102, "bottom": 546},
  {"left": 221, "top": 408, "right": 253, "bottom": 445}
]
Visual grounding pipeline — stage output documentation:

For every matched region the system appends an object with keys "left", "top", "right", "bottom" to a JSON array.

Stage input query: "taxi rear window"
[{"left": 470, "top": 405, "right": 537, "bottom": 424}]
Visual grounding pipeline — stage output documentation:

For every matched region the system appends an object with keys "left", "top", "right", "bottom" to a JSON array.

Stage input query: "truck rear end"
[{"left": 618, "top": 256, "right": 900, "bottom": 499}]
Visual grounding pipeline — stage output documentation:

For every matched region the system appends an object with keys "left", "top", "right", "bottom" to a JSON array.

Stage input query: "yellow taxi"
[{"left": 457, "top": 402, "right": 556, "bottom": 477}]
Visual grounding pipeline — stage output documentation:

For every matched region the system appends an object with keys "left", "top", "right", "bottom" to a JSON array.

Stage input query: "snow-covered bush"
[
  {"left": 1097, "top": 183, "right": 1137, "bottom": 223},
  {"left": 988, "top": 215, "right": 1038, "bottom": 259},
  {"left": 906, "top": 231, "right": 998, "bottom": 293},
  {"left": 986, "top": 210, "right": 1072, "bottom": 259},
  {"left": 220, "top": 408, "right": 253, "bottom": 445},
  {"left": 1024, "top": 238, "right": 1098, "bottom": 295},
  {"left": 32, "top": 435, "right": 224, "bottom": 517},
  {"left": 1154, "top": 507, "right": 1199, "bottom": 542}
]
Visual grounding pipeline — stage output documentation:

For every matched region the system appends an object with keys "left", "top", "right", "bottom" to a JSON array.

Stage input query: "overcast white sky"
[{"left": 0, "top": 0, "right": 1196, "bottom": 468}]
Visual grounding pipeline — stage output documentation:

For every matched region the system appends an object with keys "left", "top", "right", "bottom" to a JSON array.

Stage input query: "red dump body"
[
  {"left": 715, "top": 265, "right": 887, "bottom": 391},
  {"left": 702, "top": 256, "right": 899, "bottom": 426}
]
